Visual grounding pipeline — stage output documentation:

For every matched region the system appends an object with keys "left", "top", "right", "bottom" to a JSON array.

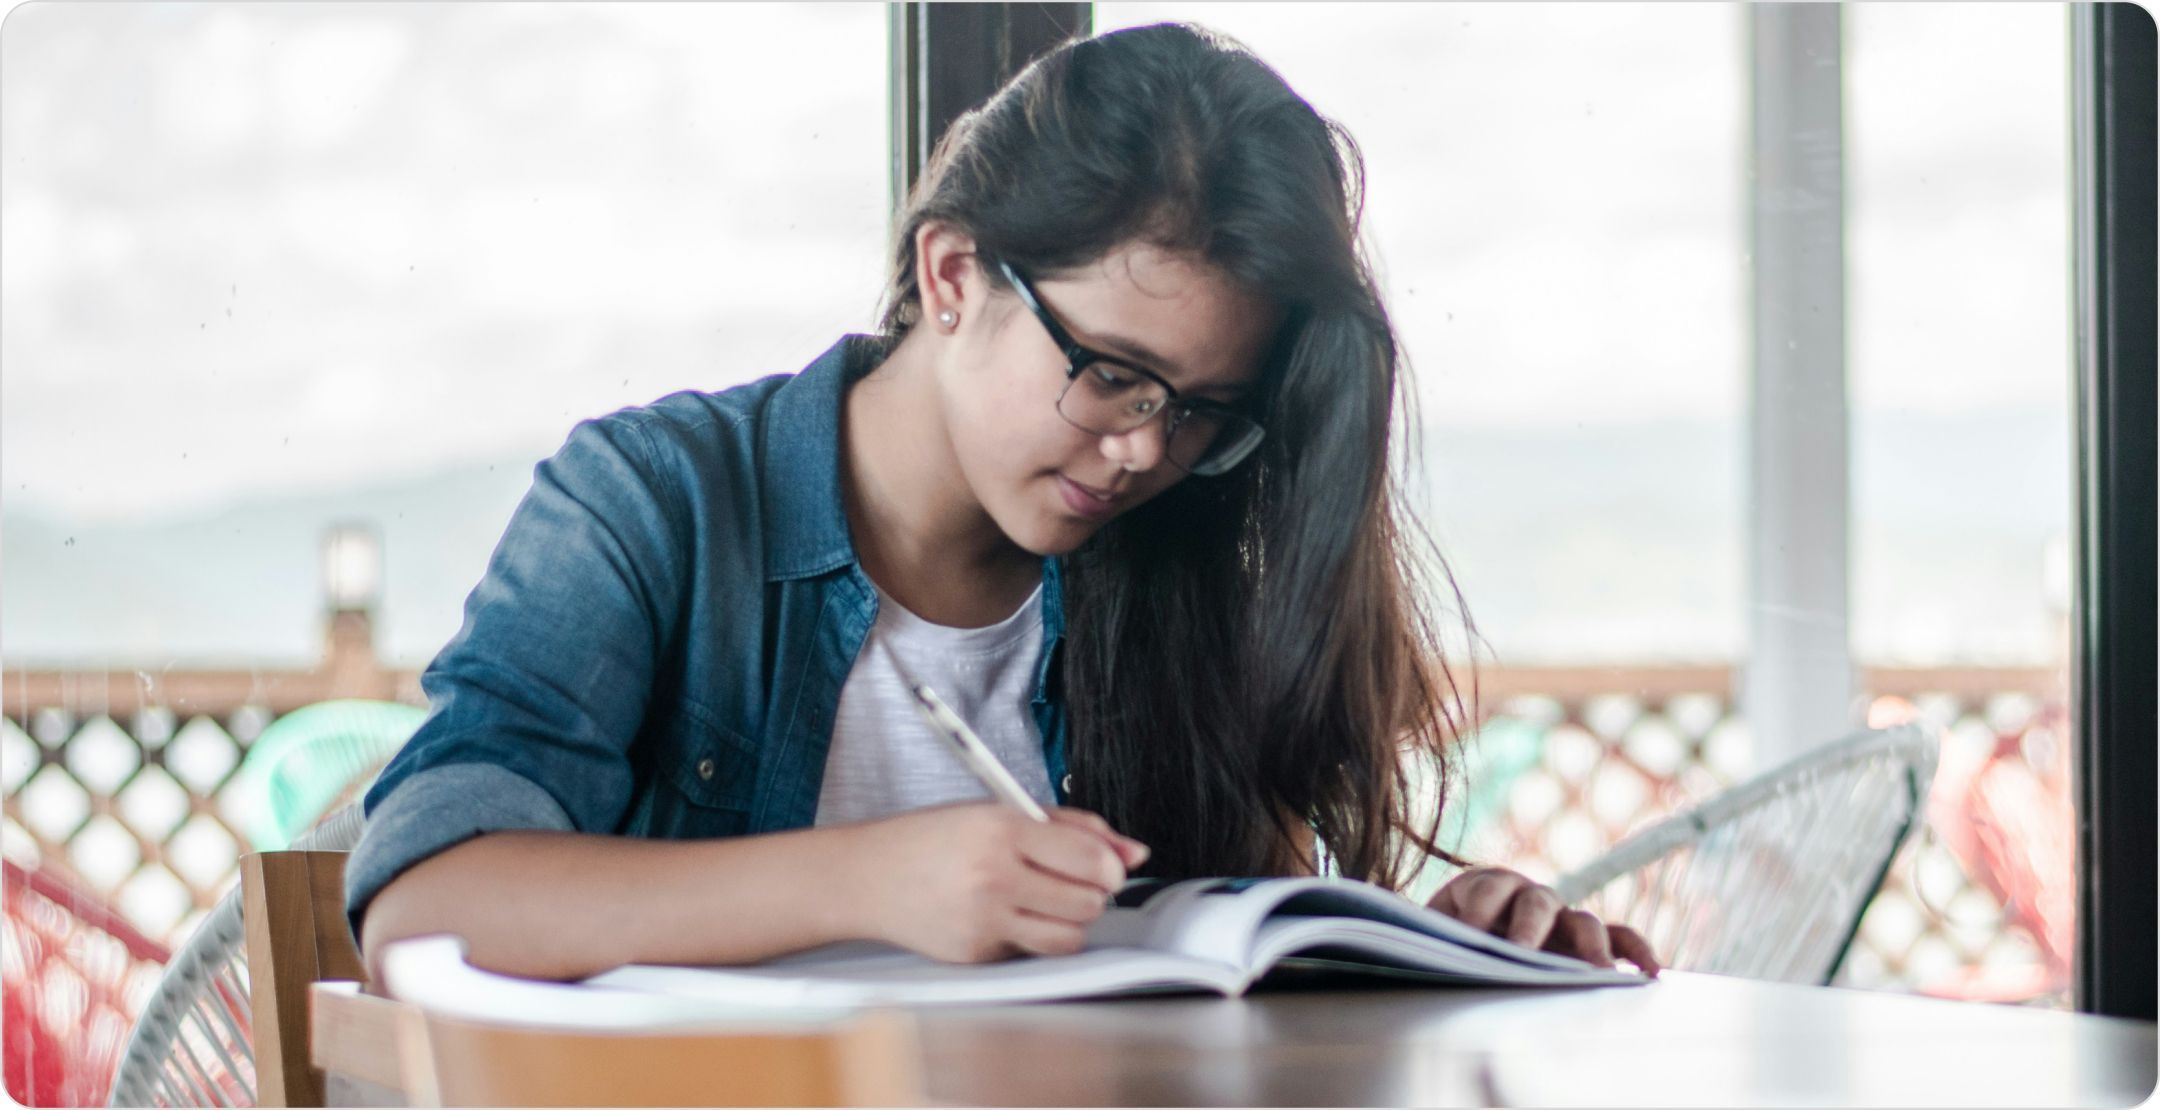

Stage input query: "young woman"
[{"left": 348, "top": 21, "right": 1659, "bottom": 983}]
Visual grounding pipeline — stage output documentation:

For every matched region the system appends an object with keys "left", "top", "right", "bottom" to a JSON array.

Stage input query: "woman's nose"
[{"left": 1101, "top": 416, "right": 1170, "bottom": 472}]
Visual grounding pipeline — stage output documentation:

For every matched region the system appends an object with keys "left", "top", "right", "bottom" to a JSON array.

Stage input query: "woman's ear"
[{"left": 915, "top": 221, "right": 982, "bottom": 330}]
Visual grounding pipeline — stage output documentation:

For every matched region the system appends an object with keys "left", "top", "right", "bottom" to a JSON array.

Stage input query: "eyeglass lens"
[{"left": 1059, "top": 362, "right": 1250, "bottom": 474}]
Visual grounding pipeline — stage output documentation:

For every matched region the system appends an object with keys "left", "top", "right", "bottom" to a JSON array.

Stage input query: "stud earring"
[{"left": 937, "top": 310, "right": 959, "bottom": 329}]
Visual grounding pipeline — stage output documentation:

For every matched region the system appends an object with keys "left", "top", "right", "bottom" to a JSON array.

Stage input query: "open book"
[
  {"left": 379, "top": 877, "right": 1647, "bottom": 1026},
  {"left": 578, "top": 875, "right": 1648, "bottom": 1008}
]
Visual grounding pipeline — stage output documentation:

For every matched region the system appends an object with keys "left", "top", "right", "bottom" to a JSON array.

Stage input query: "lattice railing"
[
  {"left": 2, "top": 659, "right": 2071, "bottom": 1008},
  {"left": 2, "top": 613, "right": 419, "bottom": 944},
  {"left": 6, "top": 706, "right": 275, "bottom": 945}
]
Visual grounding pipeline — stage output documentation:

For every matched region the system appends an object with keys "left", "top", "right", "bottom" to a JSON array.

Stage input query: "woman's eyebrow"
[
  {"left": 1195, "top": 385, "right": 1249, "bottom": 403},
  {"left": 1093, "top": 330, "right": 1246, "bottom": 398},
  {"left": 1091, "top": 331, "right": 1188, "bottom": 382}
]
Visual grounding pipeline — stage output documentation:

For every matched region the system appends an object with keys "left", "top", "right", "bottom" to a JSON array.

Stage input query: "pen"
[{"left": 908, "top": 683, "right": 1052, "bottom": 822}]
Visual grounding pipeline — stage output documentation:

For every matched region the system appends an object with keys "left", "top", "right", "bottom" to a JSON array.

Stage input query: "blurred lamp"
[{"left": 322, "top": 523, "right": 383, "bottom": 611}]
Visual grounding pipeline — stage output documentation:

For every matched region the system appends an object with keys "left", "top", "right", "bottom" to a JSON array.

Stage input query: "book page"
[
  {"left": 588, "top": 940, "right": 1247, "bottom": 1006},
  {"left": 1249, "top": 918, "right": 1645, "bottom": 987},
  {"left": 1262, "top": 882, "right": 1638, "bottom": 973},
  {"left": 1084, "top": 877, "right": 1365, "bottom": 966},
  {"left": 379, "top": 935, "right": 872, "bottom": 1028},
  {"left": 1102, "top": 877, "right": 1650, "bottom": 985}
]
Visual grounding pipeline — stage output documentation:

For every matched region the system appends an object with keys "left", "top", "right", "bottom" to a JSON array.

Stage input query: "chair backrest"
[
  {"left": 1553, "top": 723, "right": 1940, "bottom": 985},
  {"left": 5, "top": 859, "right": 170, "bottom": 1107},
  {"left": 410, "top": 1009, "right": 922, "bottom": 1107},
  {"left": 242, "top": 847, "right": 366, "bottom": 1107},
  {"left": 106, "top": 802, "right": 368, "bottom": 1107}
]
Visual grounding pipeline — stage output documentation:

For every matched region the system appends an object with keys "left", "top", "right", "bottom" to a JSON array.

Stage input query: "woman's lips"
[{"left": 1056, "top": 474, "right": 1121, "bottom": 518}]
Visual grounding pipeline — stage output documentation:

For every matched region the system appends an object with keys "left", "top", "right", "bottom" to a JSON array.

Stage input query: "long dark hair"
[{"left": 877, "top": 23, "right": 1476, "bottom": 888}]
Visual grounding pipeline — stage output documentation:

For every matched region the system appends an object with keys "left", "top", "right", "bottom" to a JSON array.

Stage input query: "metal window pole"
[
  {"left": 889, "top": 3, "right": 1091, "bottom": 211},
  {"left": 1745, "top": 3, "right": 1854, "bottom": 772},
  {"left": 2069, "top": 0, "right": 2156, "bottom": 1024}
]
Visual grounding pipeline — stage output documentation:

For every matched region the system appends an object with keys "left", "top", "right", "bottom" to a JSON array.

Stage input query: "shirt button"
[
  {"left": 1061, "top": 773, "right": 1073, "bottom": 794},
  {"left": 697, "top": 757, "right": 716, "bottom": 781}
]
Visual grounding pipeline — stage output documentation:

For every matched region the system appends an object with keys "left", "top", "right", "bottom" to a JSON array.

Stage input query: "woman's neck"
[{"left": 840, "top": 328, "right": 1043, "bottom": 627}]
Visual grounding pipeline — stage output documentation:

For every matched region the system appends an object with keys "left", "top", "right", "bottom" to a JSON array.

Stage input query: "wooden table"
[{"left": 313, "top": 971, "right": 2157, "bottom": 1106}]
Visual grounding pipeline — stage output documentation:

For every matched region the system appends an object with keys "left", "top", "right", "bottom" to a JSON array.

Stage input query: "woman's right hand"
[{"left": 842, "top": 803, "right": 1149, "bottom": 963}]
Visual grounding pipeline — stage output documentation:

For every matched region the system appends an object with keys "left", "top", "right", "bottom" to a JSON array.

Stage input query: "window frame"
[
  {"left": 2068, "top": 0, "right": 2155, "bottom": 1024},
  {"left": 888, "top": 2, "right": 1090, "bottom": 208}
]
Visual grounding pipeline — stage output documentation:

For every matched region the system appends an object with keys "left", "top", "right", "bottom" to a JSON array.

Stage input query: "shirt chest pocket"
[{"left": 650, "top": 703, "right": 761, "bottom": 838}]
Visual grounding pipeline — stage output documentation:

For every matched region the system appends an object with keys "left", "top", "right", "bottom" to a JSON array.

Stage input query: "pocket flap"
[{"left": 659, "top": 701, "right": 760, "bottom": 811}]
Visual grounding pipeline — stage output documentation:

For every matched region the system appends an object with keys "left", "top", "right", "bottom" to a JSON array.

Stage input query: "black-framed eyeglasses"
[{"left": 997, "top": 259, "right": 1265, "bottom": 477}]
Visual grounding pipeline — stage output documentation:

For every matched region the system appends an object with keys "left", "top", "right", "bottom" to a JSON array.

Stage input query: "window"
[
  {"left": 1098, "top": 1, "right": 2074, "bottom": 1006},
  {"left": 2, "top": 1, "right": 887, "bottom": 940}
]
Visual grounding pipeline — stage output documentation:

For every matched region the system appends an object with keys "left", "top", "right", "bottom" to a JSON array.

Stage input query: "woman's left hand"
[{"left": 1427, "top": 866, "right": 1662, "bottom": 977}]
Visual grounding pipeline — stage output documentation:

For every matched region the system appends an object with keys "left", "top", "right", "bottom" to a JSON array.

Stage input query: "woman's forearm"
[{"left": 357, "top": 823, "right": 873, "bottom": 983}]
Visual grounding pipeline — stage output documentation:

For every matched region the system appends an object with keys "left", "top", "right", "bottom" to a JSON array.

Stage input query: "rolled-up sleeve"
[{"left": 345, "top": 412, "right": 687, "bottom": 937}]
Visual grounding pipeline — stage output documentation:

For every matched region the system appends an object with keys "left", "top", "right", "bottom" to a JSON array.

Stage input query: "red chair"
[
  {"left": 3, "top": 857, "right": 172, "bottom": 1107},
  {"left": 1918, "top": 702, "right": 2075, "bottom": 1004}
]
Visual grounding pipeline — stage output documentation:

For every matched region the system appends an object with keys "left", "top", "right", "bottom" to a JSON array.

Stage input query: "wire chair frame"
[
  {"left": 1553, "top": 724, "right": 1939, "bottom": 986},
  {"left": 105, "top": 802, "right": 367, "bottom": 1108}
]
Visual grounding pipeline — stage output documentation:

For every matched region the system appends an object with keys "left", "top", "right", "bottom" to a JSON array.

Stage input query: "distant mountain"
[
  {"left": 2, "top": 406, "right": 2070, "bottom": 670},
  {"left": 1421, "top": 406, "right": 2068, "bottom": 665},
  {"left": 4, "top": 453, "right": 541, "bottom": 668}
]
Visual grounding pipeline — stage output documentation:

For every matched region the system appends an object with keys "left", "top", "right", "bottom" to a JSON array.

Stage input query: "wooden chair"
[
  {"left": 241, "top": 843, "right": 370, "bottom": 1106},
  {"left": 237, "top": 813, "right": 924, "bottom": 1107},
  {"left": 107, "top": 802, "right": 369, "bottom": 1107},
  {"left": 404, "top": 1008, "right": 922, "bottom": 1107},
  {"left": 369, "top": 933, "right": 923, "bottom": 1106}
]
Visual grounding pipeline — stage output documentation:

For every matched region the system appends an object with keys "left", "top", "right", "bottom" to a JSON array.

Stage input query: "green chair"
[
  {"left": 1439, "top": 714, "right": 1548, "bottom": 855},
  {"left": 228, "top": 699, "right": 426, "bottom": 852},
  {"left": 1400, "top": 715, "right": 1549, "bottom": 899}
]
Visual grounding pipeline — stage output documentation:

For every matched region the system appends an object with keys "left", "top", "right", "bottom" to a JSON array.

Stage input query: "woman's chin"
[
  {"left": 1006, "top": 524, "right": 1095, "bottom": 558},
  {"left": 995, "top": 502, "right": 1106, "bottom": 558}
]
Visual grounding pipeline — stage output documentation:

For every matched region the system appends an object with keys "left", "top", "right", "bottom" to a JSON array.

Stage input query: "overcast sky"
[
  {"left": 2, "top": 2, "right": 2066, "bottom": 521},
  {"left": 1, "top": 2, "right": 2071, "bottom": 667}
]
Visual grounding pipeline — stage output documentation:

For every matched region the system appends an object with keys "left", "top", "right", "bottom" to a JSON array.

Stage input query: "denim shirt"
[{"left": 344, "top": 334, "right": 1071, "bottom": 936}]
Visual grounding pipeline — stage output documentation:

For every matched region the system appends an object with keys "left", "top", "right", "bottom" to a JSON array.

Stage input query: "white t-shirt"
[{"left": 813, "top": 582, "right": 1054, "bottom": 827}]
